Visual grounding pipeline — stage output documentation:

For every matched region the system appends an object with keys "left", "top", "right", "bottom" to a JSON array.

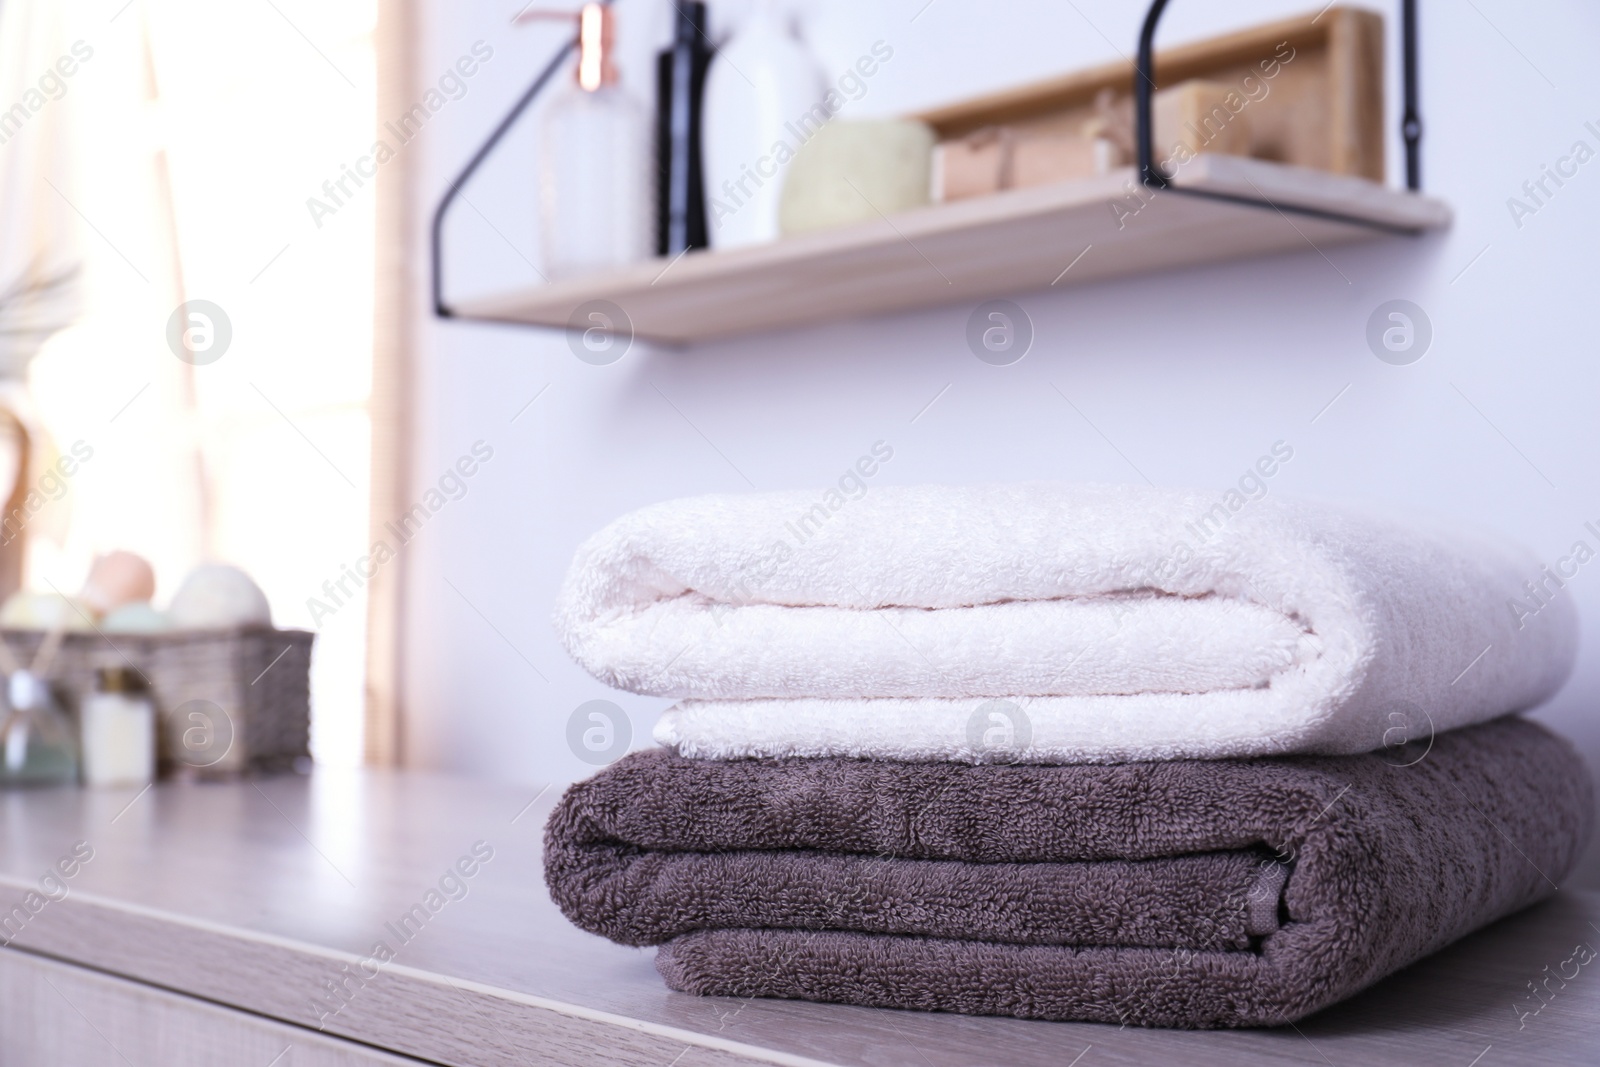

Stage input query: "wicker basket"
[{"left": 0, "top": 626, "right": 313, "bottom": 777}]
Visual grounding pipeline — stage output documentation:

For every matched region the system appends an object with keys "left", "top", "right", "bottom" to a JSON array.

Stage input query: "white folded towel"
[{"left": 554, "top": 483, "right": 1577, "bottom": 763}]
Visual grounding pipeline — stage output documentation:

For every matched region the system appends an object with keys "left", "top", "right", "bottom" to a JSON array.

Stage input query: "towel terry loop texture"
[
  {"left": 553, "top": 484, "right": 1577, "bottom": 763},
  {"left": 544, "top": 717, "right": 1593, "bottom": 1027}
]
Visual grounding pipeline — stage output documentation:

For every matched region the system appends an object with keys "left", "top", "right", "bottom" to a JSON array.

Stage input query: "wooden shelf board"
[{"left": 454, "top": 154, "right": 1450, "bottom": 344}]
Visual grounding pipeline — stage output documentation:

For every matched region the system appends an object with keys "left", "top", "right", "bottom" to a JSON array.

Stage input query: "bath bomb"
[
  {"left": 101, "top": 601, "right": 173, "bottom": 633},
  {"left": 81, "top": 550, "right": 158, "bottom": 616},
  {"left": 0, "top": 591, "right": 95, "bottom": 632},
  {"left": 168, "top": 564, "right": 271, "bottom": 629},
  {"left": 778, "top": 120, "right": 935, "bottom": 235}
]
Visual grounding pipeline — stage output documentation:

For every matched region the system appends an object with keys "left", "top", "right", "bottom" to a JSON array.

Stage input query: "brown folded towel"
[{"left": 545, "top": 716, "right": 1593, "bottom": 1027}]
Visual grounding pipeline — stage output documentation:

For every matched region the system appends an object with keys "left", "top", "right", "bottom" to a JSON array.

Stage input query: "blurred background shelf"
[{"left": 455, "top": 154, "right": 1449, "bottom": 344}]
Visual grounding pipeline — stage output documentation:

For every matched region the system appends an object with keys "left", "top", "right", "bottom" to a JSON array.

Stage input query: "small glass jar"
[
  {"left": 81, "top": 667, "right": 155, "bottom": 788},
  {"left": 0, "top": 670, "right": 78, "bottom": 788}
]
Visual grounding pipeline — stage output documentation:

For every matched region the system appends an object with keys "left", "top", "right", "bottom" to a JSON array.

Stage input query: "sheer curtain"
[
  {"left": 0, "top": 0, "right": 80, "bottom": 598},
  {"left": 16, "top": 0, "right": 376, "bottom": 766}
]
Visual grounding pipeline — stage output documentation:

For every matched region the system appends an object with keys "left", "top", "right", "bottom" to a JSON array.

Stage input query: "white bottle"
[
  {"left": 539, "top": 3, "right": 652, "bottom": 281},
  {"left": 80, "top": 667, "right": 155, "bottom": 788},
  {"left": 702, "top": 0, "right": 827, "bottom": 248}
]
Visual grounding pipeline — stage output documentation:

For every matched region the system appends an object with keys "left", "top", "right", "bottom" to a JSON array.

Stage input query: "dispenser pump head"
[
  {"left": 576, "top": 3, "right": 615, "bottom": 90},
  {"left": 515, "top": 2, "right": 617, "bottom": 92}
]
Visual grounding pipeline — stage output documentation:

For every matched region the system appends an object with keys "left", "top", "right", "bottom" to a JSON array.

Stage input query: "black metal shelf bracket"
[
  {"left": 1135, "top": 0, "right": 1176, "bottom": 193},
  {"left": 1134, "top": 0, "right": 1423, "bottom": 234},
  {"left": 430, "top": 0, "right": 620, "bottom": 319},
  {"left": 433, "top": 0, "right": 1425, "bottom": 322},
  {"left": 1400, "top": 0, "right": 1422, "bottom": 191}
]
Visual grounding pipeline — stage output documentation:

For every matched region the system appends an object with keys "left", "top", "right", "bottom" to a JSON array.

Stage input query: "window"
[{"left": 10, "top": 0, "right": 377, "bottom": 766}]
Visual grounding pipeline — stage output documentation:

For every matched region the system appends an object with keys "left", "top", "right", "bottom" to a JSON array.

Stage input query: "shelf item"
[
  {"left": 701, "top": 0, "right": 827, "bottom": 249},
  {"left": 779, "top": 119, "right": 935, "bottom": 235},
  {"left": 521, "top": 2, "right": 652, "bottom": 281},
  {"left": 923, "top": 5, "right": 1386, "bottom": 184},
  {"left": 933, "top": 77, "right": 1253, "bottom": 205},
  {"left": 935, "top": 119, "right": 1119, "bottom": 203},
  {"left": 1152, "top": 79, "right": 1253, "bottom": 161},
  {"left": 654, "top": 1, "right": 712, "bottom": 256},
  {"left": 456, "top": 153, "right": 1450, "bottom": 343}
]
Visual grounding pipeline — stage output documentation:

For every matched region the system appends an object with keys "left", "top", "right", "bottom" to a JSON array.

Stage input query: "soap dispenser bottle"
[{"left": 521, "top": 3, "right": 652, "bottom": 281}]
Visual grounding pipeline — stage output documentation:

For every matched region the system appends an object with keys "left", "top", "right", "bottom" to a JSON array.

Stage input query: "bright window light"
[{"left": 18, "top": 0, "right": 377, "bottom": 767}]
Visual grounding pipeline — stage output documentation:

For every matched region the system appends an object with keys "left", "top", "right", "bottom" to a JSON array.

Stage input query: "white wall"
[{"left": 405, "top": 0, "right": 1600, "bottom": 882}]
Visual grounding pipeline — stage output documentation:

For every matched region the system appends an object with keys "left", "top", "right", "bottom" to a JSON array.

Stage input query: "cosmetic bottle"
[
  {"left": 530, "top": 3, "right": 653, "bottom": 281},
  {"left": 702, "top": 0, "right": 827, "bottom": 248},
  {"left": 655, "top": 1, "right": 712, "bottom": 255}
]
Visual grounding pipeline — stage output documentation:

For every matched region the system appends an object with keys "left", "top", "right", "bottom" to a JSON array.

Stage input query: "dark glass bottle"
[{"left": 655, "top": 2, "right": 712, "bottom": 255}]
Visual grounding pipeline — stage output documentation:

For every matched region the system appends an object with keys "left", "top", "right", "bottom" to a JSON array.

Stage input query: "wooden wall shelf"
[{"left": 456, "top": 154, "right": 1449, "bottom": 344}]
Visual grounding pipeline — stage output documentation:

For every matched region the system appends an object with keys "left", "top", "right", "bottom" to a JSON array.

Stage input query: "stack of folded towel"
[{"left": 545, "top": 483, "right": 1593, "bottom": 1028}]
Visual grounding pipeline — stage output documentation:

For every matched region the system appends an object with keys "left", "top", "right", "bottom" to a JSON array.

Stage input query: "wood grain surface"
[
  {"left": 454, "top": 154, "right": 1449, "bottom": 343},
  {"left": 1, "top": 770, "right": 1594, "bottom": 1066},
  {"left": 0, "top": 949, "right": 422, "bottom": 1066}
]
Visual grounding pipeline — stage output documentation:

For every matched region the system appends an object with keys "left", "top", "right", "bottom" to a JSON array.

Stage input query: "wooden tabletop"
[{"left": 1, "top": 770, "right": 1594, "bottom": 1066}]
